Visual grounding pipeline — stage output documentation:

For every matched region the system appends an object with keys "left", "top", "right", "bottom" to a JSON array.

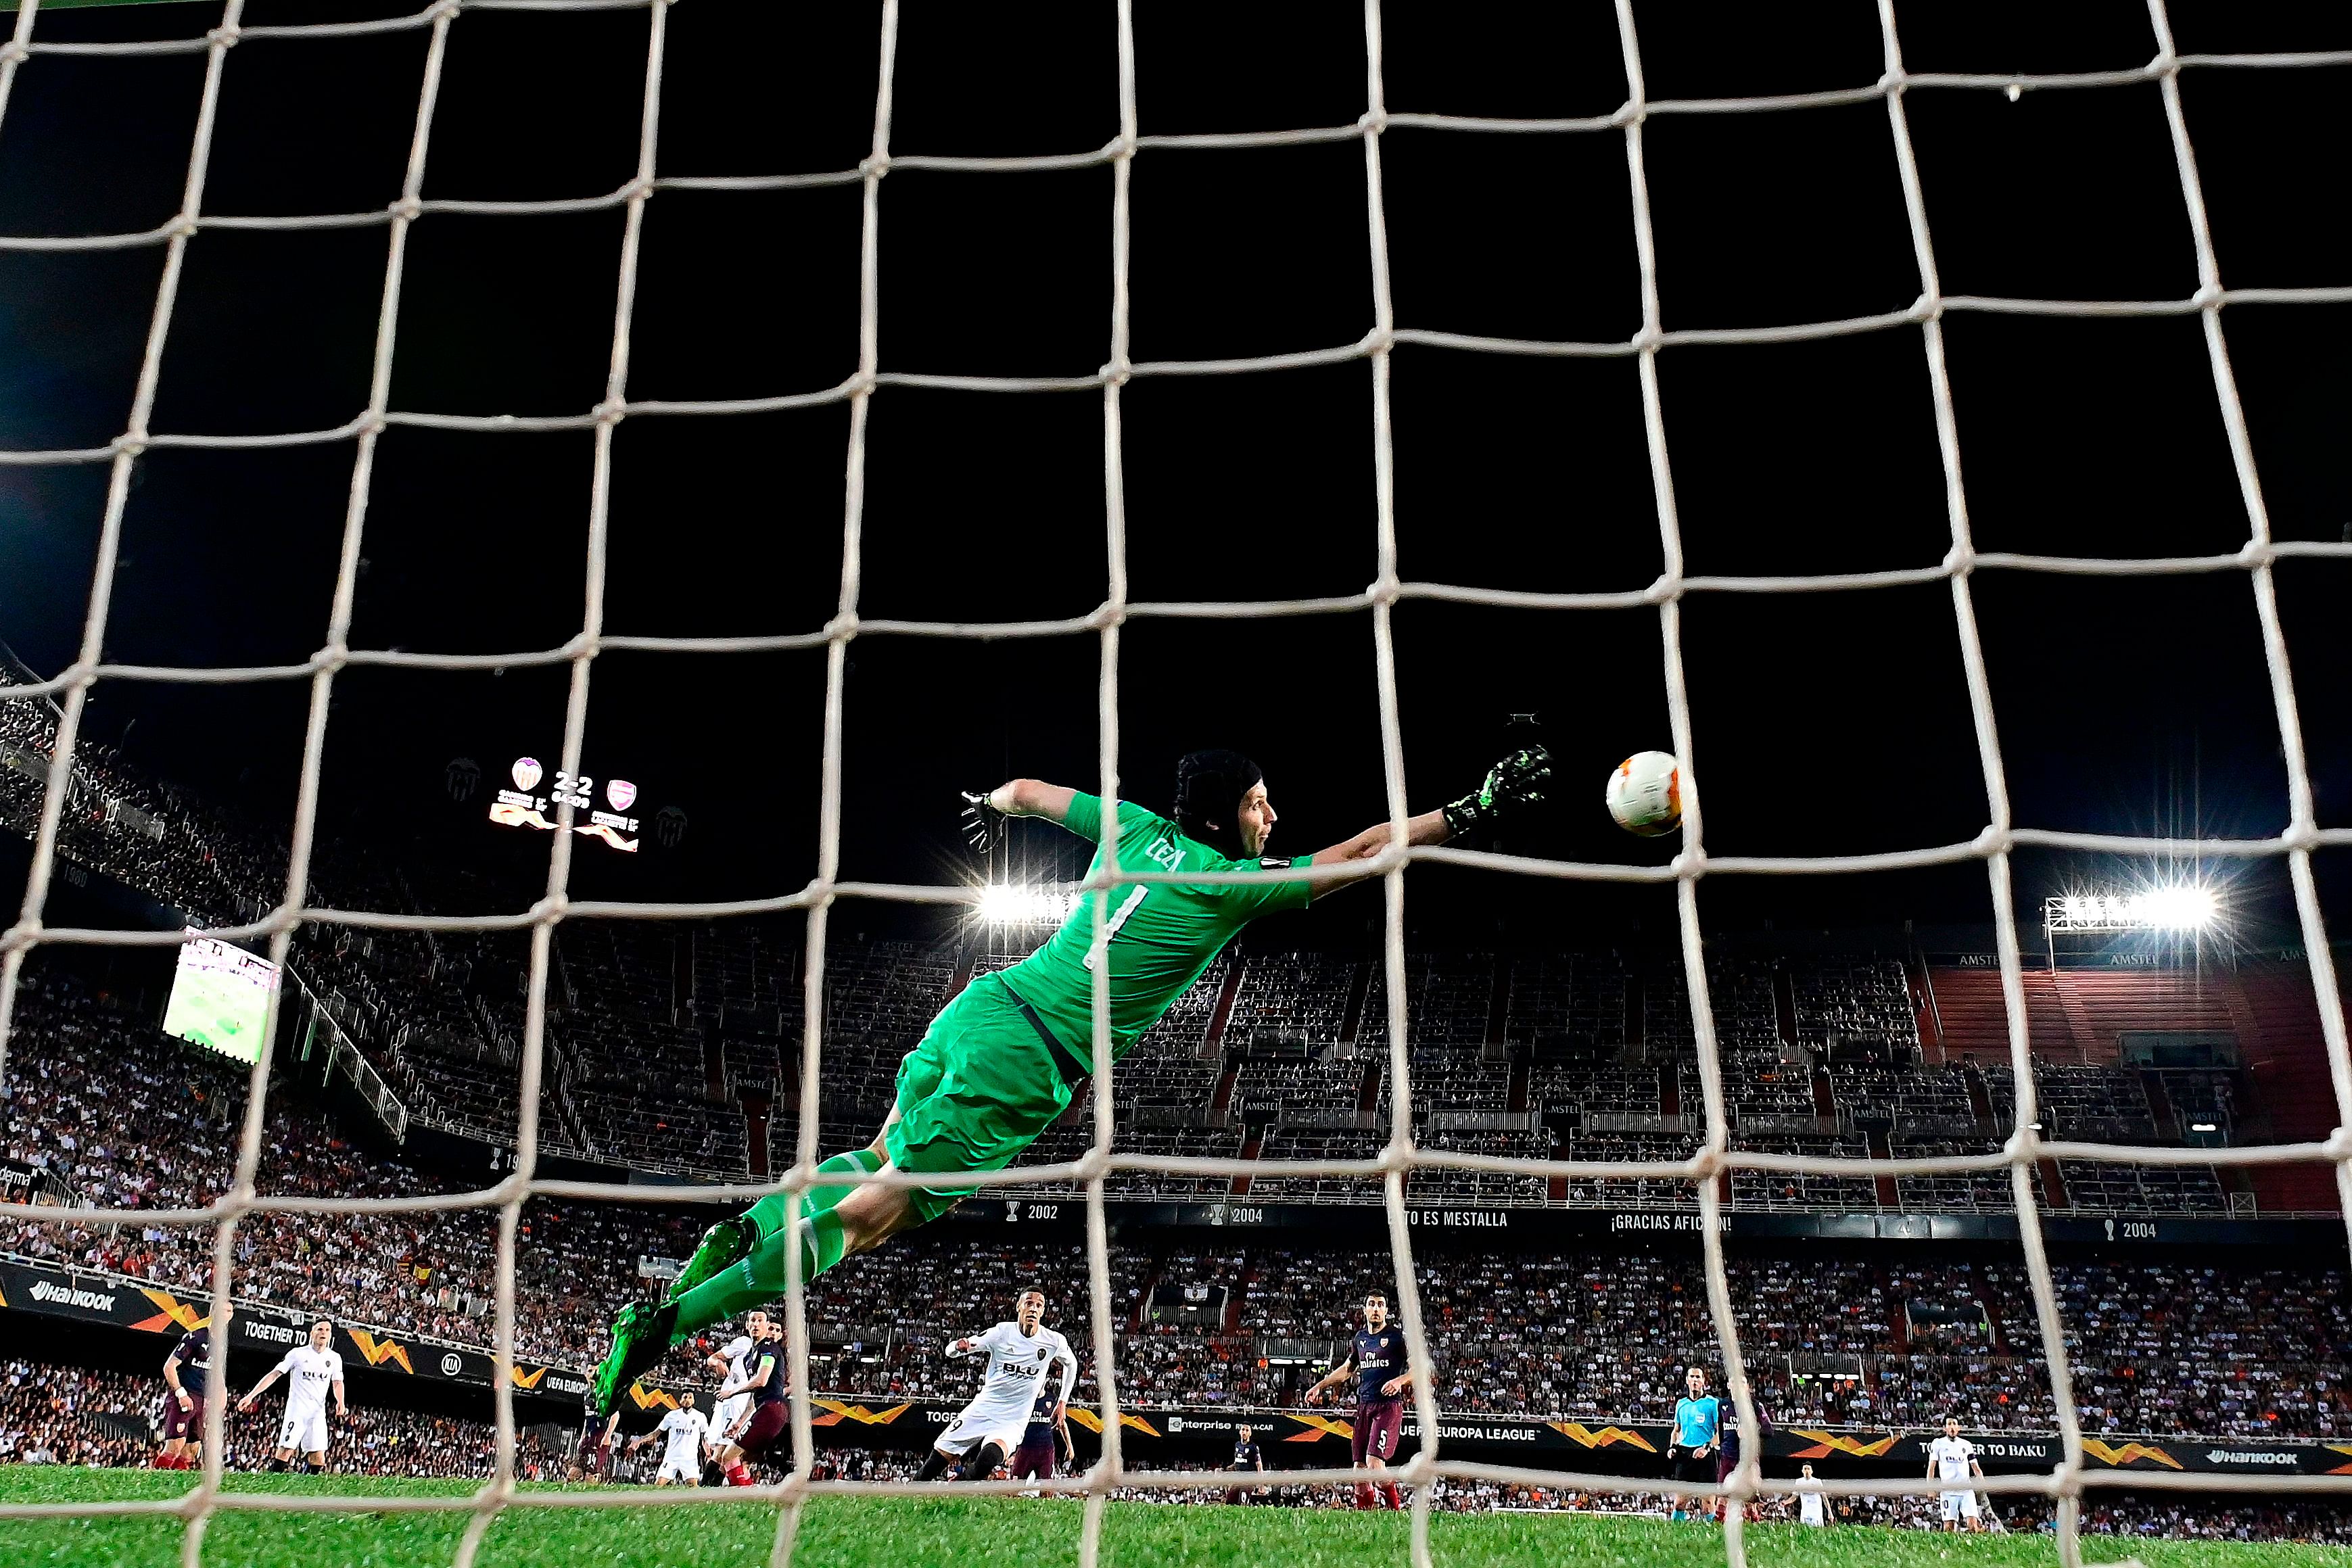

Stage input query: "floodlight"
[
  {"left": 2042, "top": 884, "right": 2221, "bottom": 934},
  {"left": 976, "top": 883, "right": 1077, "bottom": 926}
]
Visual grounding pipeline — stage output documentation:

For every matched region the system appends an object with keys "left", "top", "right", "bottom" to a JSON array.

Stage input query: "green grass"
[{"left": 3, "top": 1469, "right": 2347, "bottom": 1568}]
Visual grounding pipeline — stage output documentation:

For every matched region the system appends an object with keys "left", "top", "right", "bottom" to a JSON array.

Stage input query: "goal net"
[{"left": 1, "top": 3, "right": 2348, "bottom": 1568}]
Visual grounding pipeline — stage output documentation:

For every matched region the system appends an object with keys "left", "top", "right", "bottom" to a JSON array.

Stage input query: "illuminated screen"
[
  {"left": 160, "top": 932, "right": 278, "bottom": 1064},
  {"left": 488, "top": 756, "right": 644, "bottom": 852}
]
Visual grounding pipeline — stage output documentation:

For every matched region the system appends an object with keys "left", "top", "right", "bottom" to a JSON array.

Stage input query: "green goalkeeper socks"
[
  {"left": 666, "top": 1149, "right": 885, "bottom": 1310},
  {"left": 671, "top": 1208, "right": 847, "bottom": 1335},
  {"left": 668, "top": 1145, "right": 883, "bottom": 1337},
  {"left": 743, "top": 1148, "right": 883, "bottom": 1239}
]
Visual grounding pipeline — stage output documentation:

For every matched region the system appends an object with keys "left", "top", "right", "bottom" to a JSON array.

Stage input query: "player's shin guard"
[
  {"left": 916, "top": 1448, "right": 954, "bottom": 1483},
  {"left": 669, "top": 1210, "right": 847, "bottom": 1337},
  {"left": 1384, "top": 1483, "right": 1403, "bottom": 1511},
  {"left": 1354, "top": 1483, "right": 1375, "bottom": 1509}
]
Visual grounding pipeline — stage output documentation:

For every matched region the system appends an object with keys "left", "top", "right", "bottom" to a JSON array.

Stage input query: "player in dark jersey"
[
  {"left": 1303, "top": 1291, "right": 1413, "bottom": 1511},
  {"left": 157, "top": 1324, "right": 210, "bottom": 1470},
  {"left": 593, "top": 746, "right": 1551, "bottom": 1415},
  {"left": 1223, "top": 1425, "right": 1266, "bottom": 1505},
  {"left": 1006, "top": 1390, "right": 1070, "bottom": 1485},
  {"left": 712, "top": 1316, "right": 789, "bottom": 1486},
  {"left": 569, "top": 1408, "right": 621, "bottom": 1484}
]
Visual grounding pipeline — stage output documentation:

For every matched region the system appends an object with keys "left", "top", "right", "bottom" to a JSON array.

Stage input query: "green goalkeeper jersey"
[{"left": 999, "top": 792, "right": 1313, "bottom": 1067}]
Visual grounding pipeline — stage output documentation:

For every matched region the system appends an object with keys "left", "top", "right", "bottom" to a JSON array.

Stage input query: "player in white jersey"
[
  {"left": 701, "top": 1310, "right": 768, "bottom": 1475},
  {"left": 914, "top": 1289, "right": 1077, "bottom": 1483},
  {"left": 1793, "top": 1462, "right": 1830, "bottom": 1526},
  {"left": 628, "top": 1390, "right": 711, "bottom": 1486},
  {"left": 1926, "top": 1417, "right": 1985, "bottom": 1530},
  {"left": 235, "top": 1320, "right": 346, "bottom": 1473}
]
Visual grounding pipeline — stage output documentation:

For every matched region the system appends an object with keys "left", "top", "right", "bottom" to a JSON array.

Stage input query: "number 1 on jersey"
[{"left": 1081, "top": 884, "right": 1149, "bottom": 971}]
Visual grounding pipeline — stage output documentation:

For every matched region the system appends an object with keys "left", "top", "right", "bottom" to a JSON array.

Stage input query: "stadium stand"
[
  {"left": 783, "top": 1235, "right": 2352, "bottom": 1440},
  {"left": 7, "top": 696, "right": 2325, "bottom": 1222},
  {"left": 9, "top": 698, "right": 2352, "bottom": 1519},
  {"left": 3, "top": 972, "right": 2349, "bottom": 1445}
]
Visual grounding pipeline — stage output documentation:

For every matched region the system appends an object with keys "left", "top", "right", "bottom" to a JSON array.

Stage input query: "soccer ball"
[{"left": 1605, "top": 752, "right": 1681, "bottom": 837}]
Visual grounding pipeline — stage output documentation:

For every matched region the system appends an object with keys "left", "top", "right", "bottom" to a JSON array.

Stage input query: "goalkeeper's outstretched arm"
[
  {"left": 1306, "top": 745, "right": 1550, "bottom": 900},
  {"left": 962, "top": 746, "right": 1549, "bottom": 901},
  {"left": 960, "top": 780, "right": 1077, "bottom": 849}
]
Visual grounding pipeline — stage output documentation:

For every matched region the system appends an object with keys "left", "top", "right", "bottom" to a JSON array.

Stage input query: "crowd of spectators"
[
  {"left": 9, "top": 949, "right": 2348, "bottom": 1442},
  {"left": 9, "top": 949, "right": 2347, "bottom": 1442},
  {"left": 0, "top": 684, "right": 285, "bottom": 931},
  {"left": 4, "top": 961, "right": 703, "bottom": 1366},
  {"left": 0, "top": 691, "right": 2258, "bottom": 1214},
  {"left": 726, "top": 1234, "right": 2352, "bottom": 1441},
  {"left": 3, "top": 699, "right": 2341, "bottom": 1478}
]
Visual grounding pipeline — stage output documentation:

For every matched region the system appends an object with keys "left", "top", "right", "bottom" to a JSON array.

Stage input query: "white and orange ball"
[{"left": 1605, "top": 751, "right": 1682, "bottom": 837}]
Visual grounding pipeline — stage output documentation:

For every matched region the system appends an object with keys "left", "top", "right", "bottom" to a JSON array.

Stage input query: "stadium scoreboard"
[
  {"left": 160, "top": 932, "right": 278, "bottom": 1064},
  {"left": 488, "top": 756, "right": 646, "bottom": 853}
]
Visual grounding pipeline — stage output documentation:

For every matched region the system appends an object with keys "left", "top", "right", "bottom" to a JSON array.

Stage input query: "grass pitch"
[{"left": 3, "top": 1469, "right": 2346, "bottom": 1568}]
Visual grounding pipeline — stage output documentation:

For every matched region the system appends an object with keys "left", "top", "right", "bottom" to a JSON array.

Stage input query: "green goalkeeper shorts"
[{"left": 885, "top": 972, "right": 1089, "bottom": 1223}]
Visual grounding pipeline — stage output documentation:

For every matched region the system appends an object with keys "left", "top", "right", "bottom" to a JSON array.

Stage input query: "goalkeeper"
[{"left": 592, "top": 744, "right": 1549, "bottom": 1412}]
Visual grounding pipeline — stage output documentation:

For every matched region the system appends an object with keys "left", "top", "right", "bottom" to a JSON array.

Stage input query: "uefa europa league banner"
[{"left": 0, "top": 1259, "right": 588, "bottom": 1403}]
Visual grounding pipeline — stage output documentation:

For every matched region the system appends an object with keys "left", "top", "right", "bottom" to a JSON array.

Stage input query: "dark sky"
[{"left": 1, "top": 0, "right": 2346, "bottom": 950}]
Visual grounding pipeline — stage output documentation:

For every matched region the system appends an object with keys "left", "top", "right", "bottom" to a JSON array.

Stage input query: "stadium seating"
[
  {"left": 1, "top": 707, "right": 2282, "bottom": 1216},
  {"left": 1247, "top": 1127, "right": 1382, "bottom": 1204},
  {"left": 1890, "top": 1137, "right": 2040, "bottom": 1211},
  {"left": 7, "top": 701, "right": 2347, "bottom": 1467},
  {"left": 1223, "top": 952, "right": 1357, "bottom": 1056},
  {"left": 3, "top": 963, "right": 705, "bottom": 1365},
  {"left": 1729, "top": 1135, "right": 1880, "bottom": 1211},
  {"left": 8, "top": 982, "right": 2352, "bottom": 1444}
]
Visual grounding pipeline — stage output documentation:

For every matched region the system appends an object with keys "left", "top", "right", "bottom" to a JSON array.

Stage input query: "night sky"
[{"left": 1, "top": 0, "right": 2346, "bottom": 952}]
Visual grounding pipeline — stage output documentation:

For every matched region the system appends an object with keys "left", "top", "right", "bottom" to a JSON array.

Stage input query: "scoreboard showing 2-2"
[{"left": 488, "top": 757, "right": 647, "bottom": 853}]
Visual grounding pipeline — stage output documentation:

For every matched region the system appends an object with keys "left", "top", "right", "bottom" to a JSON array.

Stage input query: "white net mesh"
[{"left": 1, "top": 2, "right": 2350, "bottom": 1567}]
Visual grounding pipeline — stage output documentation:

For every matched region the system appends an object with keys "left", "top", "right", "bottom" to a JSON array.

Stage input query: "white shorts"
[
  {"left": 934, "top": 1406, "right": 1028, "bottom": 1459},
  {"left": 1942, "top": 1488, "right": 1980, "bottom": 1521},
  {"left": 657, "top": 1456, "right": 700, "bottom": 1483},
  {"left": 711, "top": 1395, "right": 750, "bottom": 1446},
  {"left": 278, "top": 1408, "right": 329, "bottom": 1456}
]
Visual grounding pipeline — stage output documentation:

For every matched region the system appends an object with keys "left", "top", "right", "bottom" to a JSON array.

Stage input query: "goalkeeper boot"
[
  {"left": 592, "top": 1298, "right": 678, "bottom": 1417},
  {"left": 669, "top": 1216, "right": 759, "bottom": 1304}
]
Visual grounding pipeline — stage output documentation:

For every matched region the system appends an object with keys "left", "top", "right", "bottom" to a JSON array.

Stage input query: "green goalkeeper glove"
[{"left": 1441, "top": 744, "right": 1551, "bottom": 838}]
